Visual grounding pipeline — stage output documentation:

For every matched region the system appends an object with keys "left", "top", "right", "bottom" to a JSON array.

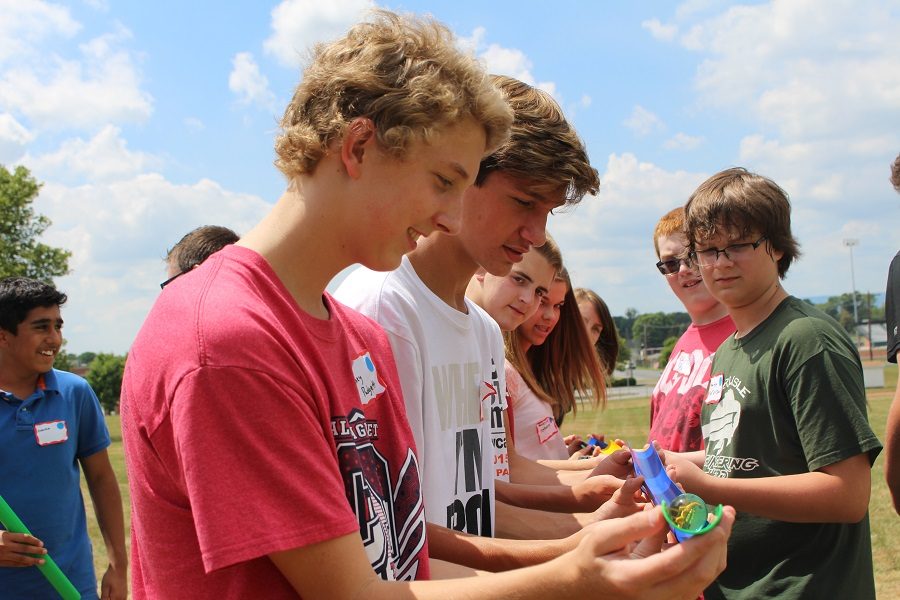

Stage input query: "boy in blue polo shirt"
[{"left": 0, "top": 277, "right": 127, "bottom": 599}]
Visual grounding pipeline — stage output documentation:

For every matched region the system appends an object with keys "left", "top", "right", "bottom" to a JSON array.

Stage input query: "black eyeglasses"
[
  {"left": 655, "top": 256, "right": 694, "bottom": 276},
  {"left": 690, "top": 235, "right": 767, "bottom": 268},
  {"left": 159, "top": 271, "right": 186, "bottom": 289}
]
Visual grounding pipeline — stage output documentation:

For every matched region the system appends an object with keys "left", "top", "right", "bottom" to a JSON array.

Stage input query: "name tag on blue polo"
[{"left": 35, "top": 420, "right": 68, "bottom": 446}]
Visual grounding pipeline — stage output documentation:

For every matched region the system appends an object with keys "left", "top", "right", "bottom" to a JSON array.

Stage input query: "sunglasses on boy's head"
[{"left": 656, "top": 255, "right": 695, "bottom": 276}]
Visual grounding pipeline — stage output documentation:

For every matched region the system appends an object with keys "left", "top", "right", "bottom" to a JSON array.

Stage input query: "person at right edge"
[{"left": 884, "top": 152, "right": 900, "bottom": 514}]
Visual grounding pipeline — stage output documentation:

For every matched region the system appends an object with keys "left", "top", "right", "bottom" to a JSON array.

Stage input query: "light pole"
[{"left": 842, "top": 238, "right": 860, "bottom": 344}]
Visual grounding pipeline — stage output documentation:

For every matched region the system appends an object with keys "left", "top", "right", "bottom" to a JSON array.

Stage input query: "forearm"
[
  {"left": 87, "top": 471, "right": 128, "bottom": 568},
  {"left": 273, "top": 531, "right": 580, "bottom": 600},
  {"left": 537, "top": 457, "right": 599, "bottom": 471},
  {"left": 671, "top": 450, "right": 705, "bottom": 468},
  {"left": 885, "top": 379, "right": 900, "bottom": 514},
  {"left": 508, "top": 448, "right": 567, "bottom": 484},
  {"left": 495, "top": 500, "right": 592, "bottom": 540},
  {"left": 496, "top": 479, "right": 576, "bottom": 512},
  {"left": 426, "top": 521, "right": 573, "bottom": 570},
  {"left": 687, "top": 455, "right": 871, "bottom": 523}
]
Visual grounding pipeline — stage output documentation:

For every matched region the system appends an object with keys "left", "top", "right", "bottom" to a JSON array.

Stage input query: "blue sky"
[{"left": 2, "top": 0, "right": 899, "bottom": 354}]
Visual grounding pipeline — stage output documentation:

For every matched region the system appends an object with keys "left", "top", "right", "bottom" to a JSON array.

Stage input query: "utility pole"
[{"left": 843, "top": 238, "right": 860, "bottom": 345}]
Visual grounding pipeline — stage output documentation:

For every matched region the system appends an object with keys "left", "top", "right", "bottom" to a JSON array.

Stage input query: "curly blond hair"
[
  {"left": 475, "top": 75, "right": 599, "bottom": 206},
  {"left": 275, "top": 10, "right": 512, "bottom": 178}
]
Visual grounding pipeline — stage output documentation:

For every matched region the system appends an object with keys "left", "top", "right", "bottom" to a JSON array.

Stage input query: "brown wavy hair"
[
  {"left": 275, "top": 10, "right": 513, "bottom": 178},
  {"left": 475, "top": 75, "right": 599, "bottom": 207},
  {"left": 684, "top": 167, "right": 801, "bottom": 278}
]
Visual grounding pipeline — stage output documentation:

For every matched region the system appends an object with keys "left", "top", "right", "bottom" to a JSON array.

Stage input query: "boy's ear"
[
  {"left": 340, "top": 117, "right": 376, "bottom": 179},
  {"left": 474, "top": 268, "right": 487, "bottom": 284}
]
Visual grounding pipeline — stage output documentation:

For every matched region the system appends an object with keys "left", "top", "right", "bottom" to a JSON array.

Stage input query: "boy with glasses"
[
  {"left": 667, "top": 167, "right": 881, "bottom": 599},
  {"left": 649, "top": 207, "right": 735, "bottom": 452}
]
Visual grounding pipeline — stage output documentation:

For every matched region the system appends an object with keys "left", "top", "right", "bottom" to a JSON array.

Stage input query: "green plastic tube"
[{"left": 0, "top": 492, "right": 81, "bottom": 600}]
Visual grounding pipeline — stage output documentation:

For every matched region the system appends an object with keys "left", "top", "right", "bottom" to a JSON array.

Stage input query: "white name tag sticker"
[
  {"left": 705, "top": 373, "right": 724, "bottom": 404},
  {"left": 35, "top": 420, "right": 68, "bottom": 446},
  {"left": 535, "top": 416, "right": 559, "bottom": 445},
  {"left": 674, "top": 352, "right": 692, "bottom": 376}
]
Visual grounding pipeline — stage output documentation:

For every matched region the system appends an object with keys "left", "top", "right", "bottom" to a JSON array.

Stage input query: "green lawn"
[{"left": 83, "top": 365, "right": 899, "bottom": 595}]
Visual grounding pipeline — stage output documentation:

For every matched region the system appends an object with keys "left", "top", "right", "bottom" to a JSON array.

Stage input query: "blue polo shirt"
[{"left": 0, "top": 368, "right": 109, "bottom": 599}]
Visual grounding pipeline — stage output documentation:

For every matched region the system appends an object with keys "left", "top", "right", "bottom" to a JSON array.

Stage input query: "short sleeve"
[
  {"left": 786, "top": 350, "right": 882, "bottom": 471},
  {"left": 75, "top": 380, "right": 111, "bottom": 459}
]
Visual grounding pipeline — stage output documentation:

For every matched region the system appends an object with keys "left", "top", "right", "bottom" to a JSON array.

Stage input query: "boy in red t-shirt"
[{"left": 649, "top": 207, "right": 735, "bottom": 452}]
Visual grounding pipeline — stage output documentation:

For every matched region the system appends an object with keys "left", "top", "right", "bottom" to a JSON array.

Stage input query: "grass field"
[{"left": 83, "top": 365, "right": 899, "bottom": 595}]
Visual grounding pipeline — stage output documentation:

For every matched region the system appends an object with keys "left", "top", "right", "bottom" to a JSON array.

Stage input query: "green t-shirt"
[{"left": 700, "top": 297, "right": 882, "bottom": 600}]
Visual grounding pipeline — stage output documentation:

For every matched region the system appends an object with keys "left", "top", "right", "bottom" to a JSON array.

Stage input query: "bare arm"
[
  {"left": 509, "top": 444, "right": 633, "bottom": 485},
  {"left": 494, "top": 477, "right": 646, "bottom": 542},
  {"left": 670, "top": 452, "right": 872, "bottom": 522},
  {"left": 425, "top": 521, "right": 574, "bottom": 569},
  {"left": 270, "top": 507, "right": 736, "bottom": 600},
  {"left": 495, "top": 476, "right": 622, "bottom": 513},
  {"left": 885, "top": 377, "right": 900, "bottom": 514},
  {"left": 81, "top": 449, "right": 128, "bottom": 600}
]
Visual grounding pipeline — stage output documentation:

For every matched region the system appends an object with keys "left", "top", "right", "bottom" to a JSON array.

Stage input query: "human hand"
[
  {"left": 588, "top": 448, "right": 634, "bottom": 479},
  {"left": 564, "top": 434, "right": 587, "bottom": 457},
  {"left": 100, "top": 562, "right": 128, "bottom": 600},
  {"left": 592, "top": 476, "right": 647, "bottom": 522},
  {"left": 573, "top": 474, "right": 627, "bottom": 510},
  {"left": 567, "top": 505, "right": 735, "bottom": 599},
  {"left": 0, "top": 530, "right": 46, "bottom": 567},
  {"left": 665, "top": 456, "right": 707, "bottom": 497}
]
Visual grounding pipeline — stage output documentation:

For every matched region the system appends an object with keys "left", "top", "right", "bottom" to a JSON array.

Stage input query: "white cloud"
[
  {"left": 461, "top": 27, "right": 561, "bottom": 102},
  {"left": 37, "top": 174, "right": 272, "bottom": 353},
  {"left": 0, "top": 0, "right": 80, "bottom": 62},
  {"left": 228, "top": 52, "right": 276, "bottom": 109},
  {"left": 183, "top": 117, "right": 205, "bottom": 132},
  {"left": 458, "top": 26, "right": 485, "bottom": 55},
  {"left": 672, "top": 1, "right": 900, "bottom": 141},
  {"left": 0, "top": 113, "right": 34, "bottom": 162},
  {"left": 264, "top": 0, "right": 374, "bottom": 68},
  {"left": 624, "top": 105, "right": 665, "bottom": 136},
  {"left": 0, "top": 24, "right": 153, "bottom": 132},
  {"left": 664, "top": 132, "right": 703, "bottom": 150},
  {"left": 580, "top": 95, "right": 592, "bottom": 108},
  {"left": 23, "top": 125, "right": 159, "bottom": 183},
  {"left": 641, "top": 18, "right": 678, "bottom": 42},
  {"left": 550, "top": 153, "right": 710, "bottom": 313}
]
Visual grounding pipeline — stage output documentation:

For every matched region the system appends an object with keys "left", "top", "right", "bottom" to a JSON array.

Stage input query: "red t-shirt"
[
  {"left": 121, "top": 246, "right": 429, "bottom": 598},
  {"left": 649, "top": 315, "right": 736, "bottom": 452}
]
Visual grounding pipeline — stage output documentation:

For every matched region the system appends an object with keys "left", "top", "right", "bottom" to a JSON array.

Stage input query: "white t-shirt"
[
  {"left": 505, "top": 361, "right": 568, "bottom": 460},
  {"left": 335, "top": 256, "right": 507, "bottom": 537}
]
